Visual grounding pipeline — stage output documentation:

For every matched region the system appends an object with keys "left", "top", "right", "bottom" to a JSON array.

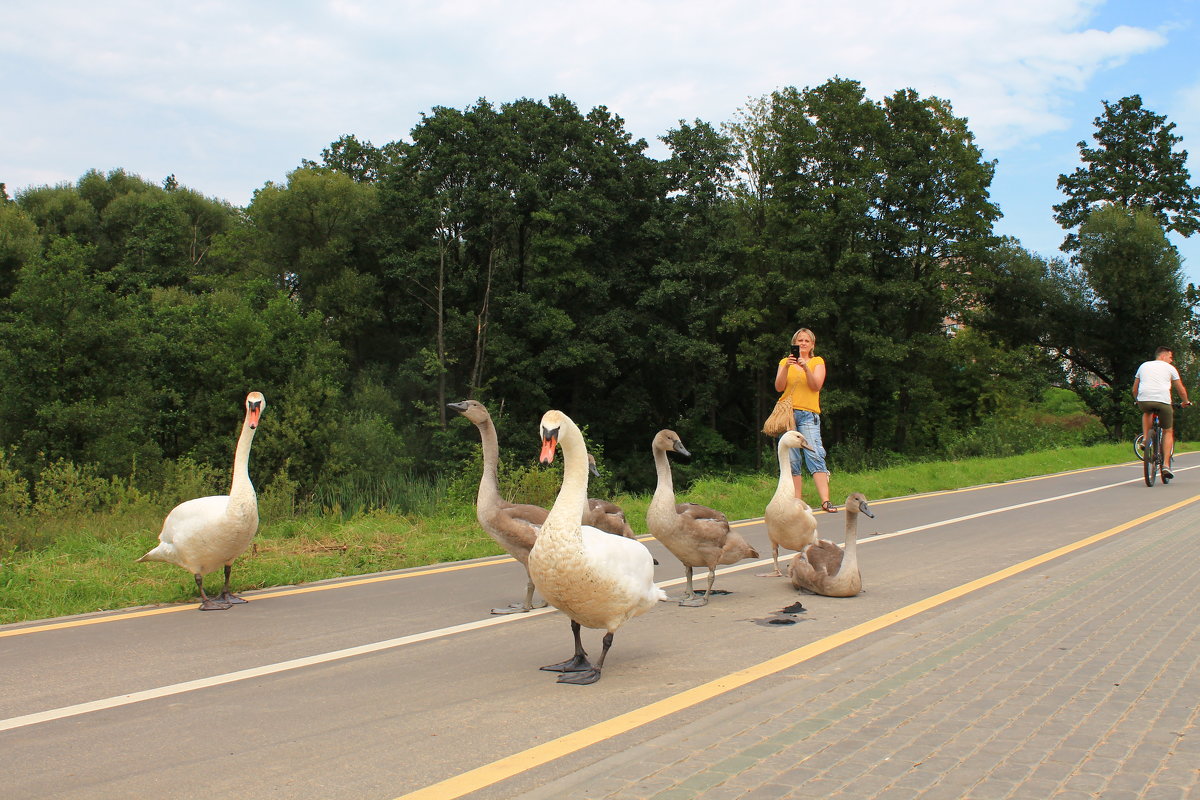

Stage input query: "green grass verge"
[{"left": 0, "top": 442, "right": 1150, "bottom": 625}]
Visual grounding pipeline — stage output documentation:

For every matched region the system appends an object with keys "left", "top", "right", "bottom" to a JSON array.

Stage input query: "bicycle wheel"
[
  {"left": 1144, "top": 427, "right": 1158, "bottom": 486},
  {"left": 1159, "top": 428, "right": 1171, "bottom": 484},
  {"left": 1134, "top": 433, "right": 1145, "bottom": 460}
]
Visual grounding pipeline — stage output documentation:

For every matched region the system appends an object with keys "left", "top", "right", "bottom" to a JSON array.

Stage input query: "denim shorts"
[{"left": 787, "top": 410, "right": 829, "bottom": 476}]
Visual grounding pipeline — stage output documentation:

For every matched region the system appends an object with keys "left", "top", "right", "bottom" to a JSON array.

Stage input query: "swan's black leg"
[
  {"left": 756, "top": 545, "right": 784, "bottom": 577},
  {"left": 196, "top": 573, "right": 232, "bottom": 611},
  {"left": 491, "top": 578, "right": 547, "bottom": 615},
  {"left": 680, "top": 566, "right": 715, "bottom": 606},
  {"left": 215, "top": 564, "right": 247, "bottom": 605},
  {"left": 677, "top": 565, "right": 698, "bottom": 603},
  {"left": 558, "top": 631, "right": 611, "bottom": 684},
  {"left": 541, "top": 620, "right": 593, "bottom": 673}
]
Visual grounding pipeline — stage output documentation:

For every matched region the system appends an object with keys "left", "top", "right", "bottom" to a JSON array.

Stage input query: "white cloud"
[{"left": 0, "top": 0, "right": 1178, "bottom": 204}]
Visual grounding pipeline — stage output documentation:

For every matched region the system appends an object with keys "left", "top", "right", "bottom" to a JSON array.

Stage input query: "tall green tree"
[
  {"left": 305, "top": 134, "right": 406, "bottom": 184},
  {"left": 624, "top": 120, "right": 741, "bottom": 473},
  {"left": 0, "top": 202, "right": 39, "bottom": 298},
  {"left": 244, "top": 168, "right": 384, "bottom": 368},
  {"left": 15, "top": 170, "right": 238, "bottom": 293},
  {"left": 0, "top": 237, "right": 157, "bottom": 477},
  {"left": 377, "top": 95, "right": 662, "bottom": 475},
  {"left": 723, "top": 79, "right": 999, "bottom": 454},
  {"left": 981, "top": 208, "right": 1186, "bottom": 434},
  {"left": 1055, "top": 95, "right": 1200, "bottom": 250}
]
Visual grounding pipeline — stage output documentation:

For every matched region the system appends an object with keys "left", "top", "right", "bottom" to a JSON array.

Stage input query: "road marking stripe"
[
  {"left": 0, "top": 459, "right": 1144, "bottom": 638},
  {"left": 0, "top": 611, "right": 555, "bottom": 733},
  {"left": 730, "top": 459, "right": 1136, "bottom": 526},
  {"left": 392, "top": 492, "right": 1200, "bottom": 800}
]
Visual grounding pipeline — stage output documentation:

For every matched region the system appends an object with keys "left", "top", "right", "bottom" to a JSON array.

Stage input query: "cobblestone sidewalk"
[{"left": 514, "top": 508, "right": 1200, "bottom": 800}]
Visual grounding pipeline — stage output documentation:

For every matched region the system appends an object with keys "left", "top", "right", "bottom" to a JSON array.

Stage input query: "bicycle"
[
  {"left": 1135, "top": 403, "right": 1181, "bottom": 487},
  {"left": 1140, "top": 410, "right": 1167, "bottom": 486}
]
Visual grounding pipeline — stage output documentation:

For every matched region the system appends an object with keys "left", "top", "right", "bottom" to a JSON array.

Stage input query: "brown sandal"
[{"left": 821, "top": 500, "right": 838, "bottom": 513}]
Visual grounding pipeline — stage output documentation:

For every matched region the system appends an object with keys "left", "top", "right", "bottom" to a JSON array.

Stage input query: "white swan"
[
  {"left": 758, "top": 430, "right": 819, "bottom": 577},
  {"left": 138, "top": 392, "right": 266, "bottom": 610},
  {"left": 448, "top": 400, "right": 548, "bottom": 614},
  {"left": 789, "top": 492, "right": 874, "bottom": 597},
  {"left": 528, "top": 410, "right": 666, "bottom": 685},
  {"left": 647, "top": 429, "right": 758, "bottom": 606}
]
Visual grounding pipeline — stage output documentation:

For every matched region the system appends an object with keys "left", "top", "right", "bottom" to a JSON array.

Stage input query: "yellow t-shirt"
[{"left": 777, "top": 356, "right": 824, "bottom": 414}]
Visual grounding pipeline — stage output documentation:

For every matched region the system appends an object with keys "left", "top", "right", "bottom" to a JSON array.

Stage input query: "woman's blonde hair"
[{"left": 791, "top": 328, "right": 816, "bottom": 350}]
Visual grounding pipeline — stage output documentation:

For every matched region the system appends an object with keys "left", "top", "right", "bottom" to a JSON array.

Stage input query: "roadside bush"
[
  {"left": 945, "top": 402, "right": 1106, "bottom": 461},
  {"left": 313, "top": 470, "right": 452, "bottom": 519},
  {"left": 32, "top": 459, "right": 151, "bottom": 515},
  {"left": 828, "top": 435, "right": 905, "bottom": 474},
  {"left": 443, "top": 442, "right": 561, "bottom": 511},
  {"left": 258, "top": 466, "right": 301, "bottom": 521},
  {"left": 0, "top": 448, "right": 31, "bottom": 514},
  {"left": 157, "top": 457, "right": 225, "bottom": 508}
]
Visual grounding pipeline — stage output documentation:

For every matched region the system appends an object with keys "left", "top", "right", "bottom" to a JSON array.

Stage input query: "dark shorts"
[{"left": 1138, "top": 400, "right": 1174, "bottom": 429}]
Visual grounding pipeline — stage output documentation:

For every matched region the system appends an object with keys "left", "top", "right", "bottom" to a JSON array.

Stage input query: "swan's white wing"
[
  {"left": 159, "top": 495, "right": 230, "bottom": 545},
  {"left": 581, "top": 526, "right": 666, "bottom": 603}
]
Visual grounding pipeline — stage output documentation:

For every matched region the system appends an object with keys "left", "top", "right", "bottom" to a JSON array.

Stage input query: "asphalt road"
[{"left": 2, "top": 455, "right": 1195, "bottom": 799}]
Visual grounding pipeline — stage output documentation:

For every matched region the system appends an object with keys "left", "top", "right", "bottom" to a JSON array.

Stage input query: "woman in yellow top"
[{"left": 774, "top": 327, "right": 835, "bottom": 512}]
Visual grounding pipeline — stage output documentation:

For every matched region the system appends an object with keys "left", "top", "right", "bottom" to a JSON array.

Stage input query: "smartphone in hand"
[{"left": 790, "top": 345, "right": 800, "bottom": 358}]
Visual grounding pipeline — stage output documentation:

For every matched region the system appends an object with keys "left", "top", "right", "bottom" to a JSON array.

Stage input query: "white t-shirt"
[{"left": 1135, "top": 359, "right": 1180, "bottom": 403}]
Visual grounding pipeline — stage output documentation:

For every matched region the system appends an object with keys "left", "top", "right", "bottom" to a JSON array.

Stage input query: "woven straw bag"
[{"left": 762, "top": 383, "right": 797, "bottom": 437}]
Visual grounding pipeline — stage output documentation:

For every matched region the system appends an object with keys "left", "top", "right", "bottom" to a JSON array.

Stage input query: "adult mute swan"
[
  {"left": 448, "top": 400, "right": 548, "bottom": 614},
  {"left": 789, "top": 492, "right": 874, "bottom": 597},
  {"left": 647, "top": 429, "right": 758, "bottom": 606},
  {"left": 529, "top": 410, "right": 665, "bottom": 685},
  {"left": 758, "top": 430, "right": 819, "bottom": 577},
  {"left": 138, "top": 392, "right": 265, "bottom": 610}
]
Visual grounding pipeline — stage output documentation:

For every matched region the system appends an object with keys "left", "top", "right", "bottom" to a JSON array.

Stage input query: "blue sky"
[{"left": 3, "top": 0, "right": 1199, "bottom": 281}]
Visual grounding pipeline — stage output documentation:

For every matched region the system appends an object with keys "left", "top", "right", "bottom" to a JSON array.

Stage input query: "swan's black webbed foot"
[
  {"left": 678, "top": 594, "right": 710, "bottom": 607},
  {"left": 217, "top": 592, "right": 247, "bottom": 605},
  {"left": 491, "top": 603, "right": 532, "bottom": 615},
  {"left": 198, "top": 598, "right": 233, "bottom": 611},
  {"left": 540, "top": 654, "right": 593, "bottom": 673},
  {"left": 556, "top": 668, "right": 602, "bottom": 684}
]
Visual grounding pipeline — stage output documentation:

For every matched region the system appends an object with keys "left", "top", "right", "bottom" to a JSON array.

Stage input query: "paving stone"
[{"left": 735, "top": 783, "right": 794, "bottom": 800}]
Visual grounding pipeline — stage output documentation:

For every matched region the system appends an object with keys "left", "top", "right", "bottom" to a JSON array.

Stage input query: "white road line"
[
  {"left": 0, "top": 468, "right": 1172, "bottom": 734},
  {"left": 0, "top": 614, "right": 552, "bottom": 733}
]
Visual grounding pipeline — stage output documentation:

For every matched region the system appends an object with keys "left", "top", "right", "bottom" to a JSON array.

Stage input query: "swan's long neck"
[
  {"left": 545, "top": 420, "right": 590, "bottom": 537},
  {"left": 842, "top": 508, "right": 859, "bottom": 571},
  {"left": 229, "top": 417, "right": 258, "bottom": 502},
  {"left": 229, "top": 419, "right": 260, "bottom": 525},
  {"left": 475, "top": 417, "right": 502, "bottom": 509},
  {"left": 650, "top": 446, "right": 676, "bottom": 511},
  {"left": 773, "top": 441, "right": 793, "bottom": 501}
]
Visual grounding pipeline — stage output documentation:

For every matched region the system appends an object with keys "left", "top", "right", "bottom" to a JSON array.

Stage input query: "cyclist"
[{"left": 1133, "top": 347, "right": 1191, "bottom": 479}]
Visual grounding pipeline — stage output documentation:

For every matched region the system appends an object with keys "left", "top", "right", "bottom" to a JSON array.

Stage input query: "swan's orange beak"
[
  {"left": 539, "top": 428, "right": 559, "bottom": 465},
  {"left": 246, "top": 402, "right": 263, "bottom": 430}
]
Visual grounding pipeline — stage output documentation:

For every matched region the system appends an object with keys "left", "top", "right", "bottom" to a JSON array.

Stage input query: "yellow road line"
[
  {"left": 394, "top": 492, "right": 1200, "bottom": 800},
  {"left": 0, "top": 459, "right": 1148, "bottom": 638}
]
